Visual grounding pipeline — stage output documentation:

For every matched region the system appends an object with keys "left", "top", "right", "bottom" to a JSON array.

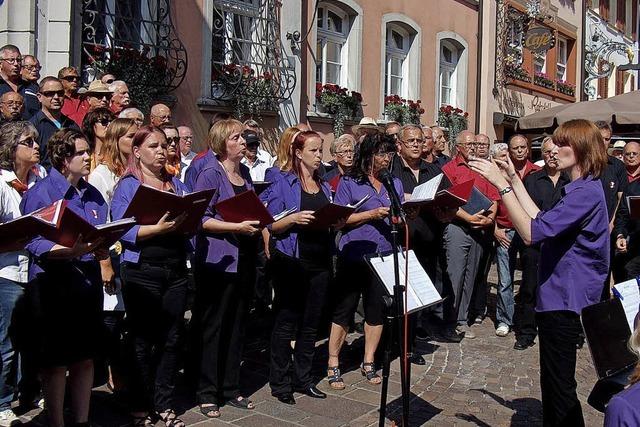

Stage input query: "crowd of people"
[{"left": 1, "top": 42, "right": 640, "bottom": 427}]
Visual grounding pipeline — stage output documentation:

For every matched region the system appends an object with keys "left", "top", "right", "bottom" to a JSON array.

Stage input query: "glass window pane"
[
  {"left": 317, "top": 7, "right": 324, "bottom": 29},
  {"left": 392, "top": 30, "right": 404, "bottom": 50},
  {"left": 442, "top": 45, "right": 453, "bottom": 63},
  {"left": 441, "top": 69, "right": 451, "bottom": 87},
  {"left": 391, "top": 76, "right": 402, "bottom": 96},
  {"left": 326, "top": 63, "right": 340, "bottom": 84},
  {"left": 534, "top": 53, "right": 546, "bottom": 73},
  {"left": 316, "top": 40, "right": 323, "bottom": 83},
  {"left": 556, "top": 65, "right": 566, "bottom": 81},
  {"left": 441, "top": 87, "right": 451, "bottom": 105},
  {"left": 326, "top": 41, "right": 341, "bottom": 63},
  {"left": 327, "top": 10, "right": 343, "bottom": 34},
  {"left": 391, "top": 57, "right": 402, "bottom": 76}
]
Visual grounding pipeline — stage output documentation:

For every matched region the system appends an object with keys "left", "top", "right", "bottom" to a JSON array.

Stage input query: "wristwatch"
[{"left": 498, "top": 186, "right": 513, "bottom": 196}]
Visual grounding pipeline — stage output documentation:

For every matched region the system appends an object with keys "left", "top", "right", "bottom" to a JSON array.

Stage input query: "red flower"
[
  {"left": 419, "top": 108, "right": 425, "bottom": 114},
  {"left": 463, "top": 112, "right": 469, "bottom": 117}
]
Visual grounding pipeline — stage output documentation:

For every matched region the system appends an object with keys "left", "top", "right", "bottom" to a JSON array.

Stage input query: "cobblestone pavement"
[{"left": 19, "top": 269, "right": 605, "bottom": 427}]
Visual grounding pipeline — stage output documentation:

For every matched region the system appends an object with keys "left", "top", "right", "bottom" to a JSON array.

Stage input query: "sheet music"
[
  {"left": 103, "top": 279, "right": 125, "bottom": 311},
  {"left": 612, "top": 279, "right": 640, "bottom": 333},
  {"left": 409, "top": 174, "right": 443, "bottom": 202},
  {"left": 368, "top": 249, "right": 443, "bottom": 313}
]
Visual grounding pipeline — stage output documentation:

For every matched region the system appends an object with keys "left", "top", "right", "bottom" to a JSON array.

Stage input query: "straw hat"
[
  {"left": 80, "top": 80, "right": 113, "bottom": 95},
  {"left": 607, "top": 140, "right": 626, "bottom": 155},
  {"left": 352, "top": 117, "right": 382, "bottom": 136}
]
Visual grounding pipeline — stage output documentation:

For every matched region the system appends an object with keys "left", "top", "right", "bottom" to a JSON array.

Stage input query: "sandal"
[
  {"left": 159, "top": 409, "right": 185, "bottom": 427},
  {"left": 199, "top": 403, "right": 221, "bottom": 418},
  {"left": 361, "top": 362, "right": 382, "bottom": 385},
  {"left": 327, "top": 366, "right": 346, "bottom": 390},
  {"left": 130, "top": 413, "right": 154, "bottom": 427},
  {"left": 226, "top": 395, "right": 255, "bottom": 410}
]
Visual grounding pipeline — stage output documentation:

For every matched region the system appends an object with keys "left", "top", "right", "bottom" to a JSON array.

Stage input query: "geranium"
[
  {"left": 316, "top": 83, "right": 362, "bottom": 136},
  {"left": 437, "top": 104, "right": 468, "bottom": 146},
  {"left": 384, "top": 96, "right": 424, "bottom": 125}
]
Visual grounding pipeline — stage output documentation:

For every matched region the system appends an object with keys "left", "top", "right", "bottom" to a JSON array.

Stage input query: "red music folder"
[
  {"left": 215, "top": 190, "right": 295, "bottom": 228},
  {"left": 0, "top": 200, "right": 136, "bottom": 252},
  {"left": 308, "top": 194, "right": 370, "bottom": 229},
  {"left": 403, "top": 176, "right": 474, "bottom": 211},
  {"left": 123, "top": 185, "right": 215, "bottom": 234}
]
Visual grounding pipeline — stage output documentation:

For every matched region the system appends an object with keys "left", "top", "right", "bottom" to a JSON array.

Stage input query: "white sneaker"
[
  {"left": 0, "top": 409, "right": 19, "bottom": 426},
  {"left": 496, "top": 324, "right": 510, "bottom": 337}
]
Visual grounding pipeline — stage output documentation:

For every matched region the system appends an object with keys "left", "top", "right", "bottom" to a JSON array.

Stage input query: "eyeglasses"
[
  {"left": 153, "top": 115, "right": 171, "bottom": 121},
  {"left": 335, "top": 149, "right": 355, "bottom": 157},
  {"left": 90, "top": 93, "right": 112, "bottom": 100},
  {"left": 40, "top": 90, "right": 65, "bottom": 98},
  {"left": 61, "top": 75, "right": 80, "bottom": 82},
  {"left": 180, "top": 135, "right": 193, "bottom": 141},
  {"left": 624, "top": 151, "right": 640, "bottom": 157},
  {"left": 22, "top": 64, "right": 41, "bottom": 71},
  {"left": 97, "top": 119, "right": 112, "bottom": 127},
  {"left": 104, "top": 79, "right": 115, "bottom": 84},
  {"left": 474, "top": 143, "right": 490, "bottom": 148},
  {"left": 0, "top": 57, "right": 22, "bottom": 65},
  {"left": 17, "top": 137, "right": 37, "bottom": 148},
  {"left": 1, "top": 101, "right": 23, "bottom": 108},
  {"left": 374, "top": 151, "right": 394, "bottom": 159},
  {"left": 166, "top": 136, "right": 180, "bottom": 145},
  {"left": 401, "top": 138, "right": 424, "bottom": 147}
]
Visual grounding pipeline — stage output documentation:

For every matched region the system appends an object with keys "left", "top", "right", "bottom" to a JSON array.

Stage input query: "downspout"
[{"left": 475, "top": 0, "right": 484, "bottom": 133}]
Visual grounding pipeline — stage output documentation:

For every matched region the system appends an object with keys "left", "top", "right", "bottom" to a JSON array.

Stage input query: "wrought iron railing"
[
  {"left": 209, "top": 0, "right": 296, "bottom": 110},
  {"left": 80, "top": 0, "right": 187, "bottom": 95}
]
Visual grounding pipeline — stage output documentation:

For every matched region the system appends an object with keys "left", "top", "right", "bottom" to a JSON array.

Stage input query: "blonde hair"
[
  {"left": 102, "top": 118, "right": 136, "bottom": 176},
  {"left": 275, "top": 126, "right": 300, "bottom": 169},
  {"left": 207, "top": 118, "right": 244, "bottom": 157}
]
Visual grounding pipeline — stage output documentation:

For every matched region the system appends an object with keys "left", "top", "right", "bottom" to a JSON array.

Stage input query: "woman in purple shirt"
[
  {"left": 471, "top": 119, "right": 609, "bottom": 427},
  {"left": 327, "top": 133, "right": 404, "bottom": 388},
  {"left": 261, "top": 131, "right": 341, "bottom": 404},
  {"left": 21, "top": 129, "right": 112, "bottom": 427},
  {"left": 111, "top": 126, "right": 190, "bottom": 427},
  {"left": 193, "top": 119, "right": 259, "bottom": 418}
]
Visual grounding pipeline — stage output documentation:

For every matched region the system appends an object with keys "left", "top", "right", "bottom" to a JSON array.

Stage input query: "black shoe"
[
  {"left": 415, "top": 327, "right": 431, "bottom": 341},
  {"left": 409, "top": 354, "right": 426, "bottom": 365},
  {"left": 296, "top": 385, "right": 327, "bottom": 399},
  {"left": 436, "top": 328, "right": 463, "bottom": 343},
  {"left": 513, "top": 338, "right": 535, "bottom": 351},
  {"left": 274, "top": 393, "right": 296, "bottom": 404}
]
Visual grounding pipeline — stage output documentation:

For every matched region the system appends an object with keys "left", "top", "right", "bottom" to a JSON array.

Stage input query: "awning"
[{"left": 516, "top": 90, "right": 640, "bottom": 130}]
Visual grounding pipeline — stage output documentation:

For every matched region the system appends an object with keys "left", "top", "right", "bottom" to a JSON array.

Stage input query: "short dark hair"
[
  {"left": 48, "top": 128, "right": 87, "bottom": 171},
  {"left": 159, "top": 122, "right": 178, "bottom": 135},
  {"left": 38, "top": 76, "right": 62, "bottom": 92},
  {"left": 349, "top": 133, "right": 396, "bottom": 181},
  {"left": 0, "top": 45, "right": 20, "bottom": 58},
  {"left": 594, "top": 121, "right": 612, "bottom": 132},
  {"left": 57, "top": 66, "right": 78, "bottom": 79}
]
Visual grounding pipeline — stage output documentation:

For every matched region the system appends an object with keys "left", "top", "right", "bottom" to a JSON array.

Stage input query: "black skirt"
[{"left": 23, "top": 260, "right": 103, "bottom": 368}]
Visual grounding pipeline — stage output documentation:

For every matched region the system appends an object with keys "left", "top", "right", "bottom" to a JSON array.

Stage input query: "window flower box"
[{"left": 533, "top": 72, "right": 555, "bottom": 90}]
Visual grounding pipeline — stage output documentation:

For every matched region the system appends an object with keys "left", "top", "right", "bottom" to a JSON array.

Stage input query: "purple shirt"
[
  {"left": 334, "top": 175, "right": 404, "bottom": 262},
  {"left": 260, "top": 171, "right": 333, "bottom": 258},
  {"left": 531, "top": 176, "right": 609, "bottom": 314},
  {"left": 110, "top": 174, "right": 190, "bottom": 264},
  {"left": 194, "top": 156, "right": 254, "bottom": 273},
  {"left": 604, "top": 381, "right": 640, "bottom": 426},
  {"left": 20, "top": 168, "right": 108, "bottom": 280},
  {"left": 185, "top": 149, "right": 215, "bottom": 192}
]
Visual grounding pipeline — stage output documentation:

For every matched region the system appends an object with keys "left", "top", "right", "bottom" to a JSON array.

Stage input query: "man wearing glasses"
[
  {"left": 0, "top": 45, "right": 40, "bottom": 119},
  {"left": 20, "top": 55, "right": 41, "bottom": 84},
  {"left": 623, "top": 141, "right": 640, "bottom": 183},
  {"left": 59, "top": 66, "right": 89, "bottom": 126},
  {"left": 29, "top": 76, "right": 80, "bottom": 170},
  {"left": 0, "top": 92, "right": 24, "bottom": 124}
]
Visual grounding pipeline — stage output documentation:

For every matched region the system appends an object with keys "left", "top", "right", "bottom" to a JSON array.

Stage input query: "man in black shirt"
[
  {"left": 515, "top": 138, "right": 569, "bottom": 350},
  {"left": 0, "top": 45, "right": 39, "bottom": 119},
  {"left": 390, "top": 124, "right": 460, "bottom": 351}
]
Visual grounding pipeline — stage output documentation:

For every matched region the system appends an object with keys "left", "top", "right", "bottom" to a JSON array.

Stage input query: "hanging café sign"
[{"left": 524, "top": 26, "right": 555, "bottom": 53}]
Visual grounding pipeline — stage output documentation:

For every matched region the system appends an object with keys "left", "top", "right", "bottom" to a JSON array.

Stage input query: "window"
[
  {"left": 438, "top": 39, "right": 463, "bottom": 107},
  {"left": 533, "top": 52, "right": 547, "bottom": 75},
  {"left": 556, "top": 38, "right": 568, "bottom": 81},
  {"left": 316, "top": 5, "right": 348, "bottom": 85},
  {"left": 385, "top": 26, "right": 409, "bottom": 97},
  {"left": 211, "top": 0, "right": 260, "bottom": 66}
]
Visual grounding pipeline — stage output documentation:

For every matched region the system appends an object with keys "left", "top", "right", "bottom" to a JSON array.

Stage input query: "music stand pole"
[{"left": 378, "top": 218, "right": 410, "bottom": 426}]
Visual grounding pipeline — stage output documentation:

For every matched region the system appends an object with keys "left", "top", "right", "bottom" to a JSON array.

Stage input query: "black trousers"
[
  {"left": 470, "top": 231, "right": 494, "bottom": 321},
  {"left": 269, "top": 252, "right": 330, "bottom": 396},
  {"left": 537, "top": 310, "right": 585, "bottom": 427},
  {"left": 514, "top": 245, "right": 540, "bottom": 341},
  {"left": 195, "top": 256, "right": 255, "bottom": 405},
  {"left": 121, "top": 259, "right": 188, "bottom": 412}
]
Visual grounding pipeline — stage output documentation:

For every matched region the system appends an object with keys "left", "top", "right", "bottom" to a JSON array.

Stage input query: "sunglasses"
[
  {"left": 40, "top": 90, "right": 65, "bottom": 98},
  {"left": 61, "top": 75, "right": 80, "bottom": 82},
  {"left": 22, "top": 64, "right": 41, "bottom": 72},
  {"left": 17, "top": 137, "right": 37, "bottom": 148},
  {"left": 166, "top": 136, "right": 180, "bottom": 145},
  {"left": 104, "top": 79, "right": 115, "bottom": 84},
  {"left": 97, "top": 119, "right": 112, "bottom": 127}
]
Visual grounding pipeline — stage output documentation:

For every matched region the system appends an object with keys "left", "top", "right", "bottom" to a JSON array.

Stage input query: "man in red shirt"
[
  {"left": 441, "top": 130, "right": 499, "bottom": 339},
  {"left": 58, "top": 66, "right": 88, "bottom": 126},
  {"left": 623, "top": 141, "right": 640, "bottom": 183},
  {"left": 493, "top": 134, "right": 540, "bottom": 338}
]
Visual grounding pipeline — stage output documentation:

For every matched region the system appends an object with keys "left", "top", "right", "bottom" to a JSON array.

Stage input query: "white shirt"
[
  {"left": 241, "top": 148, "right": 275, "bottom": 182},
  {"left": 88, "top": 164, "right": 119, "bottom": 210},
  {"left": 0, "top": 168, "right": 40, "bottom": 283},
  {"left": 179, "top": 150, "right": 197, "bottom": 182}
]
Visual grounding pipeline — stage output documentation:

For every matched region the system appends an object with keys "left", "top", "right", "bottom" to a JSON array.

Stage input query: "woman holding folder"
[
  {"left": 193, "top": 119, "right": 259, "bottom": 418},
  {"left": 327, "top": 133, "right": 404, "bottom": 388},
  {"left": 111, "top": 126, "right": 190, "bottom": 427},
  {"left": 21, "top": 128, "right": 112, "bottom": 427},
  {"left": 0, "top": 121, "right": 43, "bottom": 424},
  {"left": 260, "top": 131, "right": 340, "bottom": 404}
]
